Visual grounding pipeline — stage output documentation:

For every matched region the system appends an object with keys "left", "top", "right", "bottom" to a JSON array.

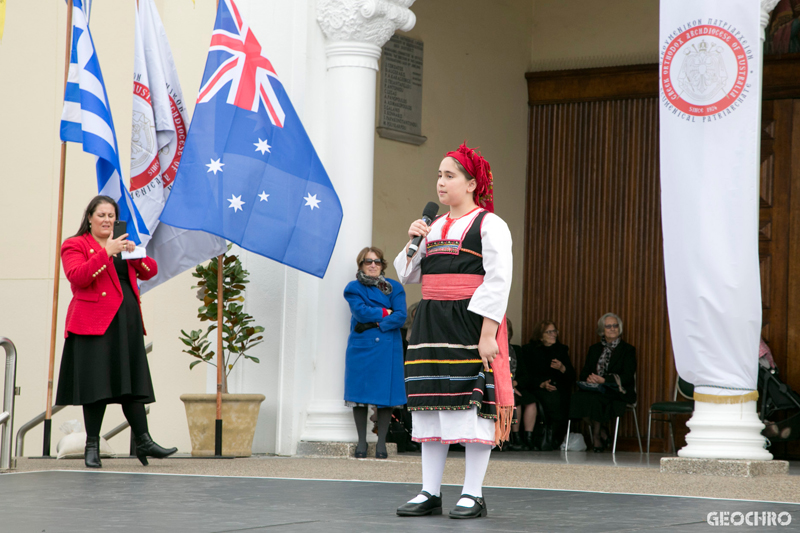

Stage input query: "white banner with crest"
[{"left": 659, "top": 0, "right": 762, "bottom": 397}]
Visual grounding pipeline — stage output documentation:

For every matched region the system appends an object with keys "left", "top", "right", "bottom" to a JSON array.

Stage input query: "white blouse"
[{"left": 394, "top": 209, "right": 513, "bottom": 324}]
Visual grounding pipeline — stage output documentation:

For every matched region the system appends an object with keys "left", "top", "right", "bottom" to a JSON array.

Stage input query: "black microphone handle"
[{"left": 407, "top": 214, "right": 433, "bottom": 258}]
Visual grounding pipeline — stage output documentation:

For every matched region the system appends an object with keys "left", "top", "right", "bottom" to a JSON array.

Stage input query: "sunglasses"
[{"left": 361, "top": 258, "right": 383, "bottom": 265}]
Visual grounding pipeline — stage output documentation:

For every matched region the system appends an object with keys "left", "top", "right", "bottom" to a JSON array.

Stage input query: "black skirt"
[
  {"left": 568, "top": 389, "right": 626, "bottom": 423},
  {"left": 55, "top": 256, "right": 155, "bottom": 406}
]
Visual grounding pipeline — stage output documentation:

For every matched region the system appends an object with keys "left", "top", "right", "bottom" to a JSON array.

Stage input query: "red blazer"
[{"left": 62, "top": 233, "right": 158, "bottom": 337}]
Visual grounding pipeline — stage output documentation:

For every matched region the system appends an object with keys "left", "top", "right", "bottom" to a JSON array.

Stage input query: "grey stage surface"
[{"left": 0, "top": 471, "right": 797, "bottom": 532}]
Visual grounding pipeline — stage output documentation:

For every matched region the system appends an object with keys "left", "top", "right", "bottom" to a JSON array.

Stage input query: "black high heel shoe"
[
  {"left": 85, "top": 436, "right": 102, "bottom": 468},
  {"left": 134, "top": 432, "right": 177, "bottom": 466}
]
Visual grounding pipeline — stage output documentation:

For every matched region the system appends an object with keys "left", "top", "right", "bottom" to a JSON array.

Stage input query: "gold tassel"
[{"left": 694, "top": 391, "right": 758, "bottom": 404}]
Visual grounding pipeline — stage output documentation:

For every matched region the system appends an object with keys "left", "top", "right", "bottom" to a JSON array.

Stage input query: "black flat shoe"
[
  {"left": 134, "top": 432, "right": 177, "bottom": 466},
  {"left": 354, "top": 444, "right": 367, "bottom": 459},
  {"left": 397, "top": 491, "right": 442, "bottom": 517},
  {"left": 84, "top": 436, "right": 102, "bottom": 468},
  {"left": 449, "top": 494, "right": 487, "bottom": 519}
]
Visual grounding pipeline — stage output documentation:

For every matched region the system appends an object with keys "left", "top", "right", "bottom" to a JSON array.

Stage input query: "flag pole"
[
  {"left": 43, "top": 0, "right": 74, "bottom": 458},
  {"left": 215, "top": 253, "right": 223, "bottom": 456},
  {"left": 213, "top": 0, "right": 223, "bottom": 458}
]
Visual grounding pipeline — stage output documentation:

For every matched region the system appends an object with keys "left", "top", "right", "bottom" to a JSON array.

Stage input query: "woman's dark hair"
[
  {"left": 356, "top": 246, "right": 387, "bottom": 275},
  {"left": 530, "top": 319, "right": 556, "bottom": 344},
  {"left": 74, "top": 195, "right": 119, "bottom": 237}
]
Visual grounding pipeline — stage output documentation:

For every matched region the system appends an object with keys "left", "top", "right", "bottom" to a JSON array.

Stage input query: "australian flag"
[{"left": 160, "top": 0, "right": 342, "bottom": 278}]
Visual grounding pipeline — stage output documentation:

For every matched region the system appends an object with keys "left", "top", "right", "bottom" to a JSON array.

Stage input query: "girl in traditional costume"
[{"left": 394, "top": 144, "right": 513, "bottom": 519}]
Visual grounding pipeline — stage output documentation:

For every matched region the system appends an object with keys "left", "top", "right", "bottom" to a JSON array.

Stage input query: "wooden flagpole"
[
  {"left": 43, "top": 0, "right": 74, "bottom": 458},
  {"left": 214, "top": 0, "right": 223, "bottom": 458}
]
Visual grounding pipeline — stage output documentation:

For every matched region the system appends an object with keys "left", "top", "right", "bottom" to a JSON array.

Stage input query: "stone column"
[
  {"left": 677, "top": 0, "right": 780, "bottom": 462},
  {"left": 299, "top": 0, "right": 416, "bottom": 446}
]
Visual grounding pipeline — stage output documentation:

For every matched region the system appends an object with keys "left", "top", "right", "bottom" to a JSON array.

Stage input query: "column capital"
[
  {"left": 317, "top": 0, "right": 417, "bottom": 69},
  {"left": 761, "top": 0, "right": 780, "bottom": 36}
]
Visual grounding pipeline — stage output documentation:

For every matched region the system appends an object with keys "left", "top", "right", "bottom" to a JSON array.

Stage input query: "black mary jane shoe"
[
  {"left": 449, "top": 494, "right": 487, "bottom": 519},
  {"left": 396, "top": 491, "right": 443, "bottom": 517}
]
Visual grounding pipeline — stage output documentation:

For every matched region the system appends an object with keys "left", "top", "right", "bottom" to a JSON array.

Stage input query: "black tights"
[
  {"left": 83, "top": 401, "right": 149, "bottom": 438},
  {"left": 352, "top": 406, "right": 392, "bottom": 454}
]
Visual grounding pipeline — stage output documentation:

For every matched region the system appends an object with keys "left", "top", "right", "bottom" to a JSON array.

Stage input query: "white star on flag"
[
  {"left": 259, "top": 191, "right": 269, "bottom": 202},
  {"left": 228, "top": 194, "right": 245, "bottom": 212},
  {"left": 304, "top": 193, "right": 321, "bottom": 210},
  {"left": 207, "top": 158, "right": 224, "bottom": 174},
  {"left": 254, "top": 138, "right": 271, "bottom": 155}
]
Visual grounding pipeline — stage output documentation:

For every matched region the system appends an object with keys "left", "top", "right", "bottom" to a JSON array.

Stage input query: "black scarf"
[{"left": 356, "top": 270, "right": 392, "bottom": 295}]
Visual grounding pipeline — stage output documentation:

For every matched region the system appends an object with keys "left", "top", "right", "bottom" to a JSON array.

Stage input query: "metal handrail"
[
  {"left": 1, "top": 337, "right": 18, "bottom": 469},
  {"left": 15, "top": 405, "right": 66, "bottom": 457}
]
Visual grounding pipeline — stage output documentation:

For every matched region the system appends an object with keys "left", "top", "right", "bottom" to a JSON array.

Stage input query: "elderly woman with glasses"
[
  {"left": 515, "top": 320, "right": 575, "bottom": 450},
  {"left": 344, "top": 246, "right": 407, "bottom": 459},
  {"left": 569, "top": 312, "right": 637, "bottom": 452}
]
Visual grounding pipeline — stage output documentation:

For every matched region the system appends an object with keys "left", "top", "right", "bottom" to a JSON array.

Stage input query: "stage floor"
[{"left": 1, "top": 470, "right": 797, "bottom": 532}]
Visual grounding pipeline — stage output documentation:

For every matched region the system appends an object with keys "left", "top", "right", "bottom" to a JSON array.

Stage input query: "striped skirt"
[{"left": 405, "top": 298, "right": 499, "bottom": 421}]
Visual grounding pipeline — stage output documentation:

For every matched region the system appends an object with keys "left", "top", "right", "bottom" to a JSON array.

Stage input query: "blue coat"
[{"left": 343, "top": 278, "right": 407, "bottom": 407}]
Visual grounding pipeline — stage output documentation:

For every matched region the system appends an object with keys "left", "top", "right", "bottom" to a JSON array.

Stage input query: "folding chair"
[
  {"left": 565, "top": 373, "right": 642, "bottom": 453},
  {"left": 612, "top": 372, "right": 642, "bottom": 454},
  {"left": 647, "top": 376, "right": 694, "bottom": 454},
  {"left": 758, "top": 360, "right": 800, "bottom": 442}
]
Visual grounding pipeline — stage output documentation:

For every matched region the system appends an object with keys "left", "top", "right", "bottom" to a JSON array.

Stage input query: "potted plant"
[{"left": 179, "top": 246, "right": 266, "bottom": 456}]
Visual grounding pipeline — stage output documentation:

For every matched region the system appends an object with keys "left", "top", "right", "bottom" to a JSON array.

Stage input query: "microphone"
[{"left": 407, "top": 202, "right": 439, "bottom": 258}]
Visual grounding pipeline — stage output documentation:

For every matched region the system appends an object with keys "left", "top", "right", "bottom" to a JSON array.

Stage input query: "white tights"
[{"left": 408, "top": 441, "right": 492, "bottom": 507}]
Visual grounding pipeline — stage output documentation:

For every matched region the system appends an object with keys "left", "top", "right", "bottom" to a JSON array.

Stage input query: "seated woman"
[
  {"left": 569, "top": 312, "right": 636, "bottom": 452},
  {"left": 515, "top": 320, "right": 574, "bottom": 450}
]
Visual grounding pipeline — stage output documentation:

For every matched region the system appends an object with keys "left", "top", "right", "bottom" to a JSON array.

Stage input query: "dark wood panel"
[
  {"left": 526, "top": 64, "right": 658, "bottom": 105},
  {"left": 526, "top": 55, "right": 800, "bottom": 106},
  {"left": 523, "top": 98, "right": 669, "bottom": 451}
]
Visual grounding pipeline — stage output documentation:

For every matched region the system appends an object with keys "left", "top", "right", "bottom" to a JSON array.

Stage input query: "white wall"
[{"left": 531, "top": 0, "right": 659, "bottom": 70}]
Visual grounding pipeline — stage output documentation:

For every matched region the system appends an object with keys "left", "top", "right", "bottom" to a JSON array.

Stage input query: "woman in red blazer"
[{"left": 55, "top": 195, "right": 176, "bottom": 468}]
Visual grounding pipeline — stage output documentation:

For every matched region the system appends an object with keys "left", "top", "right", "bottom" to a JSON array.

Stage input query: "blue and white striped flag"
[{"left": 60, "top": 0, "right": 147, "bottom": 245}]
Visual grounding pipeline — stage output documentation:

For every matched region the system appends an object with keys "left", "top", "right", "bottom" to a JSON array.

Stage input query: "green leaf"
[{"left": 189, "top": 360, "right": 202, "bottom": 370}]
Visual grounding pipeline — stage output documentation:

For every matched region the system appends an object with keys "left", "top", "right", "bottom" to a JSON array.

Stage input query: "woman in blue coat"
[{"left": 344, "top": 246, "right": 407, "bottom": 459}]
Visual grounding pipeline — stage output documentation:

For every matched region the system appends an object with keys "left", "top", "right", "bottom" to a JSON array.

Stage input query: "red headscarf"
[{"left": 445, "top": 143, "right": 494, "bottom": 213}]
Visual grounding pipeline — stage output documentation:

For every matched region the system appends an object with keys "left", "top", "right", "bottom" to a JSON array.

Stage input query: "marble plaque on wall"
[{"left": 378, "top": 34, "right": 426, "bottom": 145}]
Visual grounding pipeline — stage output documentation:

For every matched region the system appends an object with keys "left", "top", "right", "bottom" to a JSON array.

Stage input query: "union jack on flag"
[
  {"left": 196, "top": 0, "right": 285, "bottom": 128},
  {"left": 160, "top": 0, "right": 342, "bottom": 279}
]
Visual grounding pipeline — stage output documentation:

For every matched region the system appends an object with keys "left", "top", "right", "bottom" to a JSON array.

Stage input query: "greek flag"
[{"left": 60, "top": 0, "right": 147, "bottom": 245}]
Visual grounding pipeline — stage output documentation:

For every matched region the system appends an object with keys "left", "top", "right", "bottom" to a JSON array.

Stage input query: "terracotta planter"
[{"left": 180, "top": 393, "right": 265, "bottom": 457}]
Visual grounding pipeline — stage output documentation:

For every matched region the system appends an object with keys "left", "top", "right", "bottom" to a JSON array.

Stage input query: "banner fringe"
[{"left": 694, "top": 391, "right": 759, "bottom": 404}]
